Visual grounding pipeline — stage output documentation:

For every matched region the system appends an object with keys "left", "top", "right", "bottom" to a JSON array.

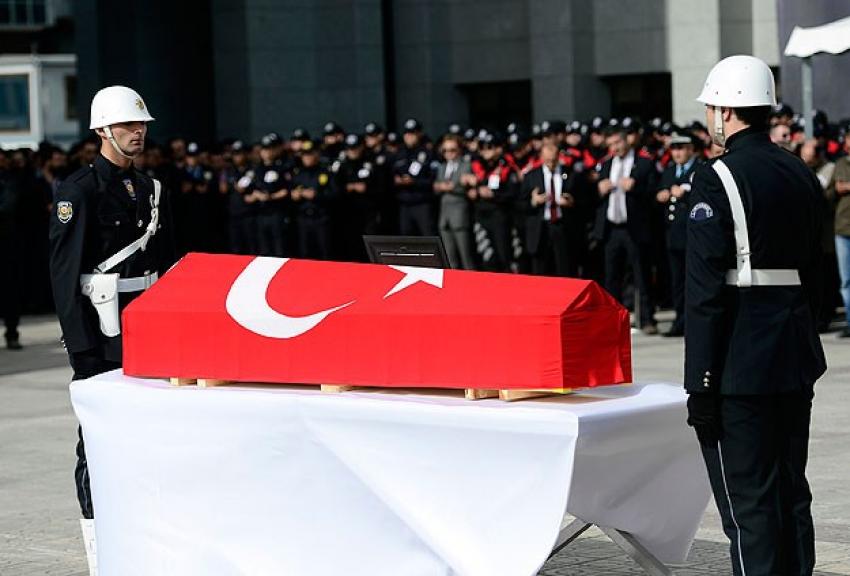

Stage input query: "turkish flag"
[{"left": 122, "top": 253, "right": 631, "bottom": 390}]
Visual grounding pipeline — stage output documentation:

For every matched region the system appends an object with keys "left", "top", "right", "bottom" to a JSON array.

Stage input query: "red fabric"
[{"left": 123, "top": 254, "right": 632, "bottom": 390}]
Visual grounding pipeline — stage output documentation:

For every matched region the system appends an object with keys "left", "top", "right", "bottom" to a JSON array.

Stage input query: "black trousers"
[
  {"left": 256, "top": 212, "right": 287, "bottom": 257},
  {"left": 699, "top": 393, "right": 815, "bottom": 576},
  {"left": 532, "top": 221, "right": 573, "bottom": 277},
  {"left": 477, "top": 206, "right": 512, "bottom": 272},
  {"left": 604, "top": 227, "right": 655, "bottom": 326},
  {"left": 70, "top": 352, "right": 121, "bottom": 519},
  {"left": 298, "top": 216, "right": 333, "bottom": 260},
  {"left": 399, "top": 203, "right": 435, "bottom": 236},
  {"left": 668, "top": 247, "right": 686, "bottom": 330}
]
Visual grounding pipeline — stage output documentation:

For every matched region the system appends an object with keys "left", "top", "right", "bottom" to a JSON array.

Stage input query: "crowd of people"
[{"left": 2, "top": 103, "right": 850, "bottom": 347}]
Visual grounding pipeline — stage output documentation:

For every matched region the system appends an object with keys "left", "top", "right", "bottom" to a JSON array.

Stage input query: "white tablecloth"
[{"left": 71, "top": 373, "right": 711, "bottom": 576}]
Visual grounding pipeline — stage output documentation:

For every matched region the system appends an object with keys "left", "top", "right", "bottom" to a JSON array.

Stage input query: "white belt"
[
  {"left": 117, "top": 272, "right": 158, "bottom": 293},
  {"left": 713, "top": 160, "right": 800, "bottom": 288},
  {"left": 725, "top": 268, "right": 800, "bottom": 287}
]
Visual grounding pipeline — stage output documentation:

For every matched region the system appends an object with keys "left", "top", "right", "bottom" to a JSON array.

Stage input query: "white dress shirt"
[{"left": 607, "top": 150, "right": 634, "bottom": 224}]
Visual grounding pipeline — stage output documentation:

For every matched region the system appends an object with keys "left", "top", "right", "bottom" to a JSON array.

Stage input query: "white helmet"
[
  {"left": 696, "top": 55, "right": 777, "bottom": 108},
  {"left": 89, "top": 86, "right": 154, "bottom": 129}
]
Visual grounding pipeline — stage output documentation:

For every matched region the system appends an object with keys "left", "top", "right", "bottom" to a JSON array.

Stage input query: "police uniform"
[
  {"left": 685, "top": 127, "right": 826, "bottom": 575},
  {"left": 393, "top": 119, "right": 437, "bottom": 236},
  {"left": 224, "top": 140, "right": 258, "bottom": 255},
  {"left": 334, "top": 134, "right": 380, "bottom": 261},
  {"left": 470, "top": 135, "right": 520, "bottom": 272},
  {"left": 657, "top": 136, "right": 699, "bottom": 336},
  {"left": 50, "top": 153, "right": 176, "bottom": 518},
  {"left": 291, "top": 149, "right": 336, "bottom": 260},
  {"left": 253, "top": 151, "right": 292, "bottom": 257}
]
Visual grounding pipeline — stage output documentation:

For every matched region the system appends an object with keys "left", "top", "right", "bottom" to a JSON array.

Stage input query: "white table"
[{"left": 71, "top": 372, "right": 711, "bottom": 576}]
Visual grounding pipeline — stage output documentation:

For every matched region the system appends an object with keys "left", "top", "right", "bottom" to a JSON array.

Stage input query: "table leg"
[
  {"left": 547, "top": 518, "right": 592, "bottom": 559},
  {"left": 598, "top": 526, "right": 673, "bottom": 576}
]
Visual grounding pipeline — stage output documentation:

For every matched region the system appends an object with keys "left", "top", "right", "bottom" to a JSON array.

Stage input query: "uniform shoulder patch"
[
  {"left": 689, "top": 202, "right": 713, "bottom": 221},
  {"left": 56, "top": 200, "right": 73, "bottom": 223}
]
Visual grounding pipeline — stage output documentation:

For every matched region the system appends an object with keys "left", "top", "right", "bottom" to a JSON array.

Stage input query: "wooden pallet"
[{"left": 168, "top": 378, "right": 571, "bottom": 402}]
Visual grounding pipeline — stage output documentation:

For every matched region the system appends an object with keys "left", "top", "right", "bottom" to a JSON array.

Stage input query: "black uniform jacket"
[
  {"left": 657, "top": 157, "right": 699, "bottom": 251},
  {"left": 685, "top": 128, "right": 826, "bottom": 395},
  {"left": 49, "top": 154, "right": 176, "bottom": 360},
  {"left": 592, "top": 153, "right": 658, "bottom": 244}
]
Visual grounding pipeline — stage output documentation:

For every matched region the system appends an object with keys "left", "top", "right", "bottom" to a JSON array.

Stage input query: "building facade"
[{"left": 12, "top": 0, "right": 848, "bottom": 148}]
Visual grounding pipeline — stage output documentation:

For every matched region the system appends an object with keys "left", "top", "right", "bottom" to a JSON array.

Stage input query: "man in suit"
[
  {"left": 522, "top": 141, "right": 578, "bottom": 276},
  {"left": 656, "top": 131, "right": 700, "bottom": 336},
  {"left": 434, "top": 134, "right": 476, "bottom": 270},
  {"left": 594, "top": 127, "right": 659, "bottom": 333}
]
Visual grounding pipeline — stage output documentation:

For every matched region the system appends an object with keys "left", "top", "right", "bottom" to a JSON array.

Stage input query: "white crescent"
[{"left": 225, "top": 257, "right": 352, "bottom": 339}]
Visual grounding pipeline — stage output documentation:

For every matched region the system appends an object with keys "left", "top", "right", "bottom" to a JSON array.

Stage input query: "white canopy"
[{"left": 784, "top": 15, "right": 850, "bottom": 58}]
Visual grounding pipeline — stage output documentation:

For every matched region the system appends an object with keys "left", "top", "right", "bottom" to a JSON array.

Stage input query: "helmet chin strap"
[
  {"left": 103, "top": 125, "right": 139, "bottom": 160},
  {"left": 713, "top": 105, "right": 726, "bottom": 147}
]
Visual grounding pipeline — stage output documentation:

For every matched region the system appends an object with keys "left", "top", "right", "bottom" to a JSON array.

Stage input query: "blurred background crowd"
[{"left": 2, "top": 103, "right": 849, "bottom": 346}]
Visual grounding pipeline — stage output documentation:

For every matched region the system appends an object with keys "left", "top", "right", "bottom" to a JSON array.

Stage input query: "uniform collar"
[
  {"left": 724, "top": 127, "right": 770, "bottom": 153},
  {"left": 94, "top": 153, "right": 134, "bottom": 182}
]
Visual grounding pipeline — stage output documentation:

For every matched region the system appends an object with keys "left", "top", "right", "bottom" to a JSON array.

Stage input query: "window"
[
  {"left": 603, "top": 73, "right": 672, "bottom": 121},
  {"left": 0, "top": 0, "right": 48, "bottom": 27},
  {"left": 0, "top": 74, "right": 30, "bottom": 131},
  {"left": 65, "top": 74, "right": 76, "bottom": 120},
  {"left": 457, "top": 81, "right": 532, "bottom": 133}
]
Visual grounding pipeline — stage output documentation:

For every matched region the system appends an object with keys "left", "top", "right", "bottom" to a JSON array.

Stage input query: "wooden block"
[
  {"left": 197, "top": 378, "right": 231, "bottom": 388},
  {"left": 464, "top": 389, "right": 499, "bottom": 400},
  {"left": 321, "top": 385, "right": 355, "bottom": 393},
  {"left": 499, "top": 390, "right": 563, "bottom": 402},
  {"left": 169, "top": 377, "right": 197, "bottom": 387}
]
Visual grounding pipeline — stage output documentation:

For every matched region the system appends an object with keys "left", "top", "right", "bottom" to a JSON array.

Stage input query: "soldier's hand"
[
  {"left": 656, "top": 189, "right": 671, "bottom": 203},
  {"left": 598, "top": 179, "right": 614, "bottom": 196},
  {"left": 619, "top": 177, "right": 635, "bottom": 192},
  {"left": 301, "top": 188, "right": 316, "bottom": 200},
  {"left": 686, "top": 393, "right": 722, "bottom": 445},
  {"left": 670, "top": 184, "right": 685, "bottom": 198},
  {"left": 467, "top": 188, "right": 479, "bottom": 200},
  {"left": 291, "top": 188, "right": 302, "bottom": 201}
]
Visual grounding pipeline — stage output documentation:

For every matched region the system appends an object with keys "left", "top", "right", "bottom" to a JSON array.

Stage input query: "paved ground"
[{"left": 1, "top": 314, "right": 848, "bottom": 575}]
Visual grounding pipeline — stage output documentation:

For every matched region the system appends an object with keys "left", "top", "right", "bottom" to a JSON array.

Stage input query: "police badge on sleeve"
[{"left": 56, "top": 201, "right": 73, "bottom": 224}]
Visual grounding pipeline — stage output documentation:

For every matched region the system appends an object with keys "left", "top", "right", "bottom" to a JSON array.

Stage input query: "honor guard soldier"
[
  {"left": 656, "top": 131, "right": 700, "bottom": 336},
  {"left": 49, "top": 86, "right": 176, "bottom": 572},
  {"left": 686, "top": 55, "right": 826, "bottom": 576}
]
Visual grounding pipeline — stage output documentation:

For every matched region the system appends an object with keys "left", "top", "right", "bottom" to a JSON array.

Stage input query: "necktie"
[
  {"left": 548, "top": 171, "right": 559, "bottom": 223},
  {"left": 676, "top": 164, "right": 682, "bottom": 179}
]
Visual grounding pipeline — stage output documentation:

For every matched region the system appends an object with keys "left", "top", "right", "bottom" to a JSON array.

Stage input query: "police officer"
[
  {"left": 686, "top": 56, "right": 826, "bottom": 576},
  {"left": 470, "top": 132, "right": 520, "bottom": 272},
  {"left": 223, "top": 140, "right": 258, "bottom": 254},
  {"left": 392, "top": 118, "right": 436, "bottom": 236},
  {"left": 656, "top": 131, "right": 699, "bottom": 336},
  {"left": 49, "top": 86, "right": 176, "bottom": 571},
  {"left": 334, "top": 133, "right": 380, "bottom": 261},
  {"left": 252, "top": 132, "right": 291, "bottom": 257},
  {"left": 291, "top": 140, "right": 336, "bottom": 259}
]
